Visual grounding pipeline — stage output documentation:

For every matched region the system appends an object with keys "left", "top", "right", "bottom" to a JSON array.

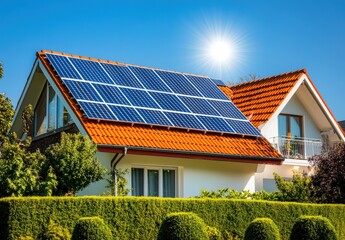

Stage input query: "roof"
[
  {"left": 228, "top": 69, "right": 306, "bottom": 128},
  {"left": 36, "top": 50, "right": 282, "bottom": 164}
]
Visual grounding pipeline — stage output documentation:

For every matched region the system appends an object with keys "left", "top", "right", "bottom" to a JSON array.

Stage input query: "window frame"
[
  {"left": 131, "top": 165, "right": 178, "bottom": 198},
  {"left": 278, "top": 113, "right": 304, "bottom": 139}
]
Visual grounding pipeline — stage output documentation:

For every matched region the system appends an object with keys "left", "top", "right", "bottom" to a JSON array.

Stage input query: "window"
[
  {"left": 278, "top": 114, "right": 303, "bottom": 138},
  {"left": 34, "top": 83, "right": 73, "bottom": 136},
  {"left": 131, "top": 166, "right": 177, "bottom": 197}
]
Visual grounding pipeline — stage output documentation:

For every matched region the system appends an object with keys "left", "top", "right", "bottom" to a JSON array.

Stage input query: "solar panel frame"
[
  {"left": 79, "top": 101, "right": 117, "bottom": 120},
  {"left": 108, "top": 105, "right": 145, "bottom": 123},
  {"left": 119, "top": 88, "right": 161, "bottom": 109},
  {"left": 93, "top": 84, "right": 130, "bottom": 105},
  {"left": 136, "top": 108, "right": 173, "bottom": 126},
  {"left": 164, "top": 112, "right": 206, "bottom": 130},
  {"left": 179, "top": 96, "right": 220, "bottom": 116}
]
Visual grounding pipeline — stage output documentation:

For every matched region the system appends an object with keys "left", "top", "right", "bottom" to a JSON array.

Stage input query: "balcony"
[{"left": 271, "top": 136, "right": 323, "bottom": 160}]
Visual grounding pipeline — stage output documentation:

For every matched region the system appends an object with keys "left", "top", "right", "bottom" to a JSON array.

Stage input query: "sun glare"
[
  {"left": 208, "top": 38, "right": 234, "bottom": 63},
  {"left": 188, "top": 15, "right": 248, "bottom": 80}
]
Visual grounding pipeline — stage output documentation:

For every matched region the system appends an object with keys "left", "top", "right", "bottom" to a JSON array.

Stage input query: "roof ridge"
[
  {"left": 38, "top": 50, "right": 209, "bottom": 78},
  {"left": 231, "top": 68, "right": 307, "bottom": 88}
]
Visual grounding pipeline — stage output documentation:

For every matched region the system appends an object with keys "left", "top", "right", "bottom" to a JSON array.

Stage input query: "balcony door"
[{"left": 278, "top": 114, "right": 304, "bottom": 158}]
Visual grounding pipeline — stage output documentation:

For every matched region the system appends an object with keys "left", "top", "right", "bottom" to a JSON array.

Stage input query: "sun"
[{"left": 208, "top": 38, "right": 234, "bottom": 63}]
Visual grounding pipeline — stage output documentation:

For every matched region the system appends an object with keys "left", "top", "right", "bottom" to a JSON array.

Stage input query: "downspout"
[{"left": 111, "top": 147, "right": 127, "bottom": 196}]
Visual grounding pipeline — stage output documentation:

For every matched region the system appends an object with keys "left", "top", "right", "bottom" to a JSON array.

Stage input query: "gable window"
[
  {"left": 278, "top": 114, "right": 304, "bottom": 157},
  {"left": 34, "top": 83, "right": 72, "bottom": 136},
  {"left": 131, "top": 166, "right": 177, "bottom": 197},
  {"left": 278, "top": 114, "right": 303, "bottom": 138}
]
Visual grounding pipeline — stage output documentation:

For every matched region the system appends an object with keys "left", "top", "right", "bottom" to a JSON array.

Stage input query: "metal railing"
[{"left": 271, "top": 136, "right": 323, "bottom": 160}]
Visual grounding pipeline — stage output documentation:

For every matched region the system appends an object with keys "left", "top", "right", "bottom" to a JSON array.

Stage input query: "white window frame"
[{"left": 131, "top": 165, "right": 179, "bottom": 198}]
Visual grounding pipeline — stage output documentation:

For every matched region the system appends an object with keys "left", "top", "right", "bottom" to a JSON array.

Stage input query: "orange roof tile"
[
  {"left": 228, "top": 69, "right": 306, "bottom": 128},
  {"left": 37, "top": 50, "right": 282, "bottom": 164}
]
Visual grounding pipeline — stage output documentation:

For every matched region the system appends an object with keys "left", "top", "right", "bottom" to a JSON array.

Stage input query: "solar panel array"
[{"left": 45, "top": 53, "right": 261, "bottom": 137}]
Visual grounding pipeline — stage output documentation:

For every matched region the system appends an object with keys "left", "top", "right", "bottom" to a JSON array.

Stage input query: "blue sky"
[{"left": 1, "top": 0, "right": 344, "bottom": 120}]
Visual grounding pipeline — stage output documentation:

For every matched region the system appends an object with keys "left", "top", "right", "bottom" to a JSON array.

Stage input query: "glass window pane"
[
  {"left": 48, "top": 86, "right": 57, "bottom": 130},
  {"left": 290, "top": 116, "right": 302, "bottom": 138},
  {"left": 57, "top": 96, "right": 64, "bottom": 128},
  {"left": 131, "top": 168, "right": 144, "bottom": 196},
  {"left": 278, "top": 115, "right": 288, "bottom": 137},
  {"left": 163, "top": 169, "right": 176, "bottom": 197},
  {"left": 63, "top": 107, "right": 71, "bottom": 125},
  {"left": 148, "top": 170, "right": 159, "bottom": 197},
  {"left": 35, "top": 85, "right": 47, "bottom": 136}
]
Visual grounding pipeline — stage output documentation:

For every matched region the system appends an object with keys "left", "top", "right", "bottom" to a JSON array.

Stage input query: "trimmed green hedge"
[
  {"left": 244, "top": 218, "right": 280, "bottom": 240},
  {"left": 290, "top": 216, "right": 337, "bottom": 240},
  {"left": 0, "top": 197, "right": 345, "bottom": 240},
  {"left": 72, "top": 216, "right": 112, "bottom": 240},
  {"left": 157, "top": 212, "right": 208, "bottom": 240}
]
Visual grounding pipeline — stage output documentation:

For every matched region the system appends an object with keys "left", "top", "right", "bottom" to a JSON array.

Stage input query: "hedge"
[
  {"left": 244, "top": 218, "right": 280, "bottom": 240},
  {"left": 0, "top": 197, "right": 345, "bottom": 240}
]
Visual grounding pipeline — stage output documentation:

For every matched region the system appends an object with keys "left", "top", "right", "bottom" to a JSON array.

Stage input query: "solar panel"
[
  {"left": 136, "top": 109, "right": 172, "bottom": 126},
  {"left": 63, "top": 80, "right": 103, "bottom": 102},
  {"left": 197, "top": 116, "right": 234, "bottom": 133},
  {"left": 101, "top": 63, "right": 144, "bottom": 88},
  {"left": 208, "top": 100, "right": 247, "bottom": 120},
  {"left": 92, "top": 84, "right": 129, "bottom": 105},
  {"left": 149, "top": 92, "right": 189, "bottom": 112},
  {"left": 184, "top": 75, "right": 228, "bottom": 100},
  {"left": 120, "top": 88, "right": 160, "bottom": 109},
  {"left": 69, "top": 58, "right": 113, "bottom": 84},
  {"left": 212, "top": 78, "right": 226, "bottom": 86},
  {"left": 46, "top": 54, "right": 81, "bottom": 79},
  {"left": 179, "top": 96, "right": 219, "bottom": 116},
  {"left": 155, "top": 70, "right": 202, "bottom": 97},
  {"left": 79, "top": 101, "right": 116, "bottom": 120},
  {"left": 45, "top": 53, "right": 261, "bottom": 137},
  {"left": 109, "top": 105, "right": 144, "bottom": 123},
  {"left": 164, "top": 112, "right": 205, "bottom": 130},
  {"left": 128, "top": 66, "right": 171, "bottom": 92}
]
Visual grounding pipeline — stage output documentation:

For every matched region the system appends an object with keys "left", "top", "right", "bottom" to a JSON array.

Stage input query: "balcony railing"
[{"left": 271, "top": 136, "right": 323, "bottom": 160}]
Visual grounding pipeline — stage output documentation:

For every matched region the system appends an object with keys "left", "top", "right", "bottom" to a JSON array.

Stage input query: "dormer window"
[{"left": 34, "top": 83, "right": 72, "bottom": 136}]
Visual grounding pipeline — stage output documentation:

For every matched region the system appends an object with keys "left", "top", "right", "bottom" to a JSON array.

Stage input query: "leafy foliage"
[
  {"left": 310, "top": 143, "right": 345, "bottom": 203},
  {"left": 197, "top": 188, "right": 280, "bottom": 201},
  {"left": 0, "top": 63, "right": 3, "bottom": 79},
  {"left": 273, "top": 171, "right": 314, "bottom": 203},
  {"left": 290, "top": 216, "right": 337, "bottom": 240},
  {"left": 105, "top": 168, "right": 130, "bottom": 196},
  {"left": 44, "top": 132, "right": 106, "bottom": 196},
  {"left": 0, "top": 136, "right": 57, "bottom": 197},
  {"left": 0, "top": 94, "right": 14, "bottom": 138},
  {"left": 157, "top": 212, "right": 209, "bottom": 240},
  {"left": 21, "top": 104, "right": 33, "bottom": 135},
  {"left": 0, "top": 197, "right": 344, "bottom": 240},
  {"left": 71, "top": 217, "right": 112, "bottom": 240},
  {"left": 42, "top": 219, "right": 71, "bottom": 240},
  {"left": 244, "top": 218, "right": 281, "bottom": 240}
]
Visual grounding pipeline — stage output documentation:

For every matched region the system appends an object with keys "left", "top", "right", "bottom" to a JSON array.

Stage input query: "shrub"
[
  {"left": 42, "top": 219, "right": 71, "bottom": 240},
  {"left": 290, "top": 216, "right": 337, "bottom": 240},
  {"left": 207, "top": 226, "right": 223, "bottom": 240},
  {"left": 244, "top": 218, "right": 280, "bottom": 240},
  {"left": 71, "top": 217, "right": 112, "bottom": 240},
  {"left": 157, "top": 212, "right": 209, "bottom": 240}
]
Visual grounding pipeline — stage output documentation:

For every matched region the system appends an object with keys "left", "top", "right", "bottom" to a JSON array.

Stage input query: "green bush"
[
  {"left": 157, "top": 212, "right": 209, "bottom": 240},
  {"left": 290, "top": 216, "right": 337, "bottom": 240},
  {"left": 71, "top": 217, "right": 112, "bottom": 240},
  {"left": 0, "top": 197, "right": 344, "bottom": 240},
  {"left": 42, "top": 219, "right": 71, "bottom": 240},
  {"left": 207, "top": 226, "right": 223, "bottom": 240},
  {"left": 244, "top": 218, "right": 280, "bottom": 240}
]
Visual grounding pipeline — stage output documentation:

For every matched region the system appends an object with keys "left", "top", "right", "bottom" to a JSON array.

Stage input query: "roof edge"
[{"left": 98, "top": 144, "right": 284, "bottom": 165}]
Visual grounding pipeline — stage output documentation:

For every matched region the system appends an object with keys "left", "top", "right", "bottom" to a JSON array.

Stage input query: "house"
[
  {"left": 224, "top": 69, "right": 345, "bottom": 191},
  {"left": 11, "top": 50, "right": 282, "bottom": 197}
]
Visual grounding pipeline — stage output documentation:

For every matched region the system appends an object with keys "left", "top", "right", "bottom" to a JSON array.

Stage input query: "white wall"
[{"left": 78, "top": 152, "right": 259, "bottom": 197}]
